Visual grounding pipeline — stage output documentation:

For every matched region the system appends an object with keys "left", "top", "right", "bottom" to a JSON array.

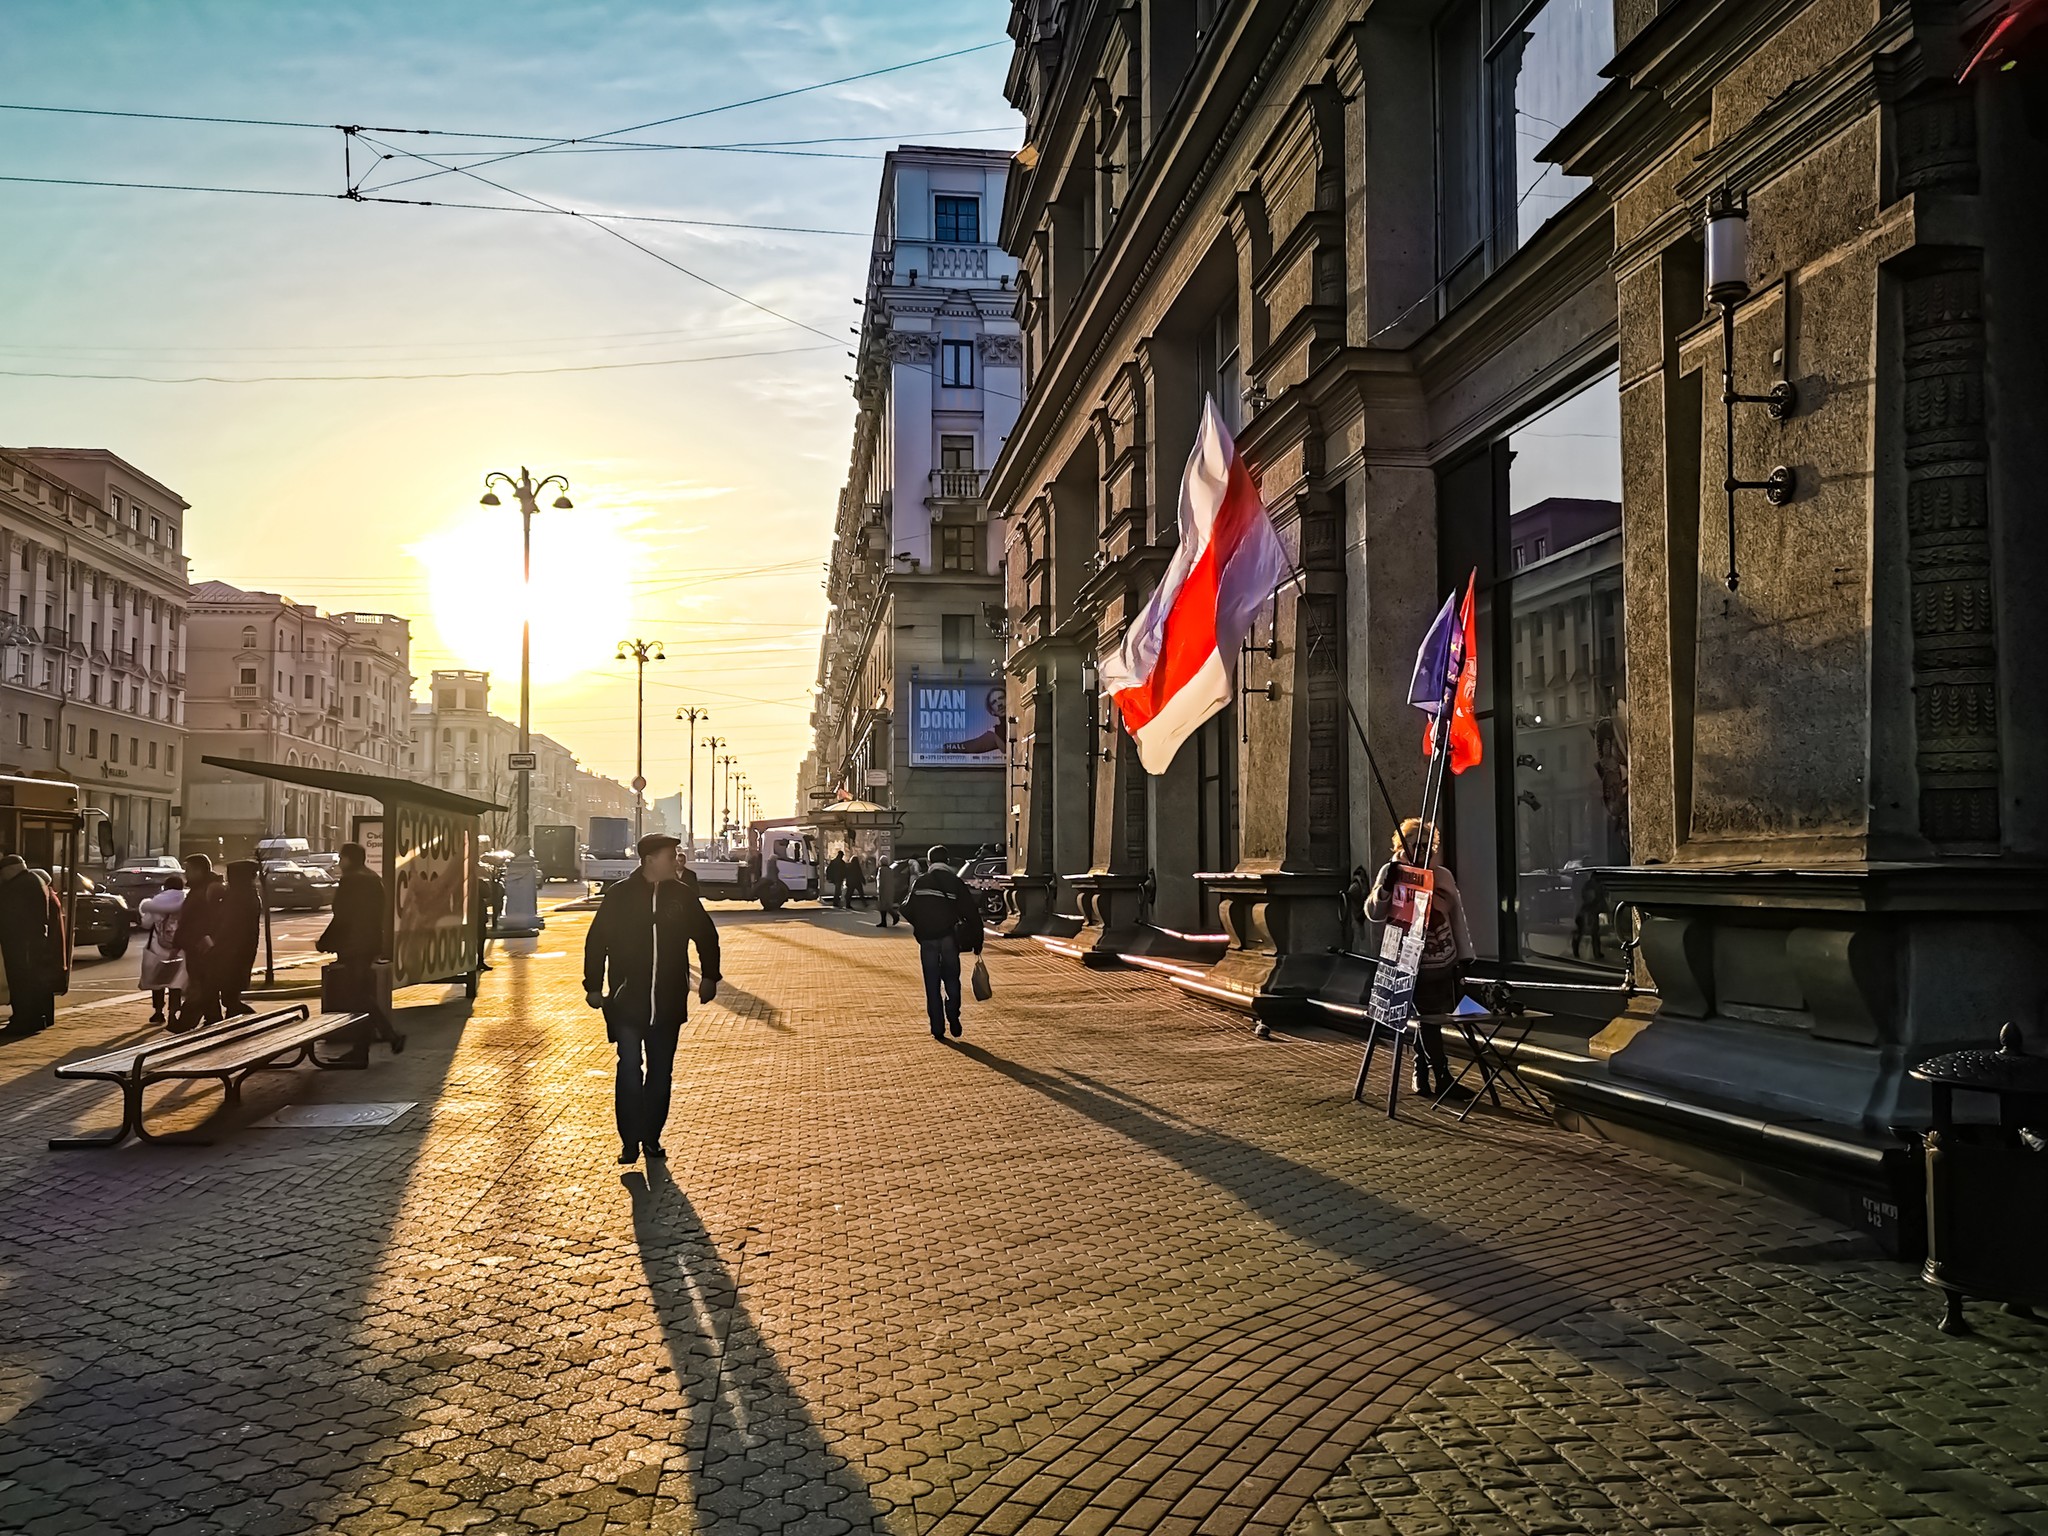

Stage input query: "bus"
[{"left": 0, "top": 776, "right": 86, "bottom": 1007}]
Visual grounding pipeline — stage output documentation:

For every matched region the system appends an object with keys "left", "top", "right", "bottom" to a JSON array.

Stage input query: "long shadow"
[
  {"left": 948, "top": 1040, "right": 1731, "bottom": 1340},
  {"left": 704, "top": 981, "right": 789, "bottom": 1032},
  {"left": 0, "top": 988, "right": 475, "bottom": 1535},
  {"left": 623, "top": 1165, "right": 885, "bottom": 1532}
]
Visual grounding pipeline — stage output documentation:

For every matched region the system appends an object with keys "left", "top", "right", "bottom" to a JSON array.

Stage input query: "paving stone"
[{"left": 0, "top": 906, "right": 2036, "bottom": 1535}]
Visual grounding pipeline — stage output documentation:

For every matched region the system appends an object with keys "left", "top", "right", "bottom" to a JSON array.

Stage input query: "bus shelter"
[
  {"left": 0, "top": 774, "right": 87, "bottom": 1007},
  {"left": 202, "top": 758, "right": 501, "bottom": 994},
  {"left": 809, "top": 799, "right": 906, "bottom": 869}
]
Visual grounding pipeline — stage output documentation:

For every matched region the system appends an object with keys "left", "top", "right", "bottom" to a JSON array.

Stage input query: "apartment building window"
[
  {"left": 15, "top": 713, "right": 25, "bottom": 746},
  {"left": 166, "top": 745, "right": 174, "bottom": 772},
  {"left": 41, "top": 720, "right": 52, "bottom": 749},
  {"left": 941, "top": 613, "right": 977, "bottom": 664},
  {"left": 108, "top": 733, "right": 118, "bottom": 762},
  {"left": 240, "top": 666, "right": 256, "bottom": 685},
  {"left": 1434, "top": 0, "right": 1611, "bottom": 302},
  {"left": 1196, "top": 296, "right": 1243, "bottom": 432},
  {"left": 939, "top": 523, "right": 979, "bottom": 574},
  {"left": 240, "top": 713, "right": 250, "bottom": 728},
  {"left": 87, "top": 729, "right": 97, "bottom": 757},
  {"left": 934, "top": 194, "right": 980, "bottom": 243},
  {"left": 241, "top": 625, "right": 257, "bottom": 649},
  {"left": 129, "top": 737, "right": 138, "bottom": 765},
  {"left": 148, "top": 741, "right": 157, "bottom": 768},
  {"left": 14, "top": 596, "right": 25, "bottom": 626},
  {"left": 353, "top": 661, "right": 364, "bottom": 682},
  {"left": 352, "top": 696, "right": 361, "bottom": 718},
  {"left": 303, "top": 673, "right": 314, "bottom": 697},
  {"left": 941, "top": 339, "right": 975, "bottom": 388}
]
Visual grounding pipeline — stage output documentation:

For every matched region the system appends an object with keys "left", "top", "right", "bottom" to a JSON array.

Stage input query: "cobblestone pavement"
[{"left": 0, "top": 906, "right": 2040, "bottom": 1535}]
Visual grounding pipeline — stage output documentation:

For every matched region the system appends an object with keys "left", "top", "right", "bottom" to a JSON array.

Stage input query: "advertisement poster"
[
  {"left": 908, "top": 675, "right": 1006, "bottom": 767},
  {"left": 1366, "top": 863, "right": 1436, "bottom": 1032},
  {"left": 391, "top": 802, "right": 476, "bottom": 987}
]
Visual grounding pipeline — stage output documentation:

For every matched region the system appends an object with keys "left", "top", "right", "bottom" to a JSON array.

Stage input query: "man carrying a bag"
[{"left": 902, "top": 845, "right": 983, "bottom": 1041}]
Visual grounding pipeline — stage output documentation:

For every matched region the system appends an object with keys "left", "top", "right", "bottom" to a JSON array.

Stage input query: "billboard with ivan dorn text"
[{"left": 908, "top": 676, "right": 1005, "bottom": 768}]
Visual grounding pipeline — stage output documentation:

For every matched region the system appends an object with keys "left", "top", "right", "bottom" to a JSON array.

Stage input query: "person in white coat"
[{"left": 138, "top": 874, "right": 188, "bottom": 1025}]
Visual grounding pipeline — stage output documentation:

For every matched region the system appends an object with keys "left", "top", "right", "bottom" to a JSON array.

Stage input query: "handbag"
[{"left": 971, "top": 955, "right": 993, "bottom": 1002}]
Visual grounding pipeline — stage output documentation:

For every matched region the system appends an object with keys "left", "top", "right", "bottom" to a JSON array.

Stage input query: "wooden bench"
[{"left": 50, "top": 1004, "right": 371, "bottom": 1150}]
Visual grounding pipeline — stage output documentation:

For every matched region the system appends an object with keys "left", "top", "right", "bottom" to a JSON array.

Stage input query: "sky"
[{"left": 0, "top": 0, "right": 1021, "bottom": 824}]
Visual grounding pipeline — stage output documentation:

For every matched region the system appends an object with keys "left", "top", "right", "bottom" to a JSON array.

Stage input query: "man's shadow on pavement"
[{"left": 622, "top": 1167, "right": 884, "bottom": 1533}]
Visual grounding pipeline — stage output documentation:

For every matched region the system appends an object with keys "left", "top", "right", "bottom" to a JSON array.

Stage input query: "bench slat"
[
  {"left": 56, "top": 1007, "right": 313, "bottom": 1080},
  {"left": 142, "top": 1013, "right": 364, "bottom": 1078}
]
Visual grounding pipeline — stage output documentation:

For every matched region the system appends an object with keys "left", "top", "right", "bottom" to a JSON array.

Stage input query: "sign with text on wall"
[{"left": 907, "top": 672, "right": 1006, "bottom": 768}]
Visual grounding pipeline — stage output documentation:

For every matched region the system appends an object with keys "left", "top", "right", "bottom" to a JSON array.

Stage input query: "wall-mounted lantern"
[
  {"left": 1080, "top": 659, "right": 1116, "bottom": 761},
  {"left": 1706, "top": 192, "right": 1796, "bottom": 593}
]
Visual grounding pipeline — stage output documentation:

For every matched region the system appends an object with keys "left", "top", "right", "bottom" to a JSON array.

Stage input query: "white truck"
[{"left": 685, "top": 822, "right": 818, "bottom": 908}]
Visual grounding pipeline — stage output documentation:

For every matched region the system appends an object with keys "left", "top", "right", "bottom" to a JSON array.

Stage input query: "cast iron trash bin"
[{"left": 1909, "top": 1022, "right": 2048, "bottom": 1334}]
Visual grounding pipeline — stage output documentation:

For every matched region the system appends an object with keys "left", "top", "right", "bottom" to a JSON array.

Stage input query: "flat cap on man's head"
[{"left": 638, "top": 833, "right": 681, "bottom": 859}]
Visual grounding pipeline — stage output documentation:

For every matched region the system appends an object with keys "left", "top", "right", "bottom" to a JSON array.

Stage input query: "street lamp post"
[
  {"left": 616, "top": 639, "right": 665, "bottom": 844},
  {"left": 732, "top": 773, "right": 748, "bottom": 836},
  {"left": 701, "top": 736, "right": 727, "bottom": 850},
  {"left": 717, "top": 754, "right": 736, "bottom": 838},
  {"left": 677, "top": 707, "right": 708, "bottom": 856},
  {"left": 480, "top": 466, "right": 572, "bottom": 951}
]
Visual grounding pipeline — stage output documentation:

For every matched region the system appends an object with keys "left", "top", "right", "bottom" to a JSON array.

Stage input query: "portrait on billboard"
[{"left": 908, "top": 677, "right": 1006, "bottom": 767}]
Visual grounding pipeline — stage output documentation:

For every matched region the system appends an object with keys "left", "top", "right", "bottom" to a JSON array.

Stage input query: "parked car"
[
  {"left": 104, "top": 856, "right": 184, "bottom": 924},
  {"left": 36, "top": 869, "right": 131, "bottom": 960},
  {"left": 261, "top": 860, "right": 336, "bottom": 911},
  {"left": 961, "top": 856, "right": 1009, "bottom": 923},
  {"left": 297, "top": 851, "right": 343, "bottom": 876}
]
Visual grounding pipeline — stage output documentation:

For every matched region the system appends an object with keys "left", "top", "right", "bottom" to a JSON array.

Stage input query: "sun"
[{"left": 414, "top": 502, "right": 637, "bottom": 686}]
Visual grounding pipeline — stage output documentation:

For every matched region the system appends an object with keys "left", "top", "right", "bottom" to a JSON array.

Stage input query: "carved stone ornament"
[
  {"left": 887, "top": 332, "right": 937, "bottom": 364},
  {"left": 978, "top": 333, "right": 1024, "bottom": 366}
]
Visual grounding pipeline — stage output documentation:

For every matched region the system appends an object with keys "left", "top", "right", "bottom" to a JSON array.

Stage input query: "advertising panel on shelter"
[
  {"left": 907, "top": 673, "right": 1006, "bottom": 768},
  {"left": 391, "top": 802, "right": 476, "bottom": 987}
]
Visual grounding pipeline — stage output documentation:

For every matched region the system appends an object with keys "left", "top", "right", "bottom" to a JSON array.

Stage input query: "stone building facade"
[
  {"left": 181, "top": 583, "right": 413, "bottom": 857},
  {"left": 0, "top": 449, "right": 190, "bottom": 861},
  {"left": 804, "top": 146, "right": 1025, "bottom": 860},
  {"left": 991, "top": 0, "right": 2048, "bottom": 1243}
]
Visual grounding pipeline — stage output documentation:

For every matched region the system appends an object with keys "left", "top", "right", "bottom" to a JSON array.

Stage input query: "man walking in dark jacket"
[
  {"left": 0, "top": 855, "right": 66, "bottom": 1037},
  {"left": 318, "top": 843, "right": 404, "bottom": 1062},
  {"left": 902, "top": 846, "right": 982, "bottom": 1041},
  {"left": 583, "top": 833, "right": 721, "bottom": 1165}
]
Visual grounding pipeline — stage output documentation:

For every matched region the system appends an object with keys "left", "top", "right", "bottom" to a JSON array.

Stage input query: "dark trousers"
[
  {"left": 613, "top": 1019, "right": 681, "bottom": 1151},
  {"left": 176, "top": 958, "right": 223, "bottom": 1032},
  {"left": 1413, "top": 969, "right": 1458, "bottom": 1087},
  {"left": 876, "top": 905, "right": 899, "bottom": 928},
  {"left": 219, "top": 956, "right": 256, "bottom": 1016},
  {"left": 919, "top": 937, "right": 961, "bottom": 1030},
  {"left": 330, "top": 957, "right": 396, "bottom": 1050},
  {"left": 830, "top": 880, "right": 847, "bottom": 909},
  {"left": 150, "top": 987, "right": 184, "bottom": 1021},
  {"left": 6, "top": 985, "right": 56, "bottom": 1034}
]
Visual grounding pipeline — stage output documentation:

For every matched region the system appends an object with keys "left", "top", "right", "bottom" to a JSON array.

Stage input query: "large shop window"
[
  {"left": 1440, "top": 366, "right": 1626, "bottom": 970},
  {"left": 1434, "top": 0, "right": 1612, "bottom": 303}
]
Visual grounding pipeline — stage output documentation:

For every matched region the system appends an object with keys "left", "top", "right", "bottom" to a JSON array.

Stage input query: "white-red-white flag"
[{"left": 1098, "top": 396, "right": 1289, "bottom": 774}]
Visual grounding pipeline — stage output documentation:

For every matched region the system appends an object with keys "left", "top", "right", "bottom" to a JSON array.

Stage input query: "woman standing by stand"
[{"left": 138, "top": 874, "right": 188, "bottom": 1026}]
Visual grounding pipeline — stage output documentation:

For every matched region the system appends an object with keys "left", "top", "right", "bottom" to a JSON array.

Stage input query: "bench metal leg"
[
  {"left": 48, "top": 1076, "right": 141, "bottom": 1150},
  {"left": 134, "top": 1076, "right": 224, "bottom": 1146}
]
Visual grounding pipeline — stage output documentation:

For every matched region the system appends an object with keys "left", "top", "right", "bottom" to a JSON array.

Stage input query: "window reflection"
[
  {"left": 1493, "top": 0, "right": 1611, "bottom": 248},
  {"left": 1505, "top": 370, "right": 1626, "bottom": 968}
]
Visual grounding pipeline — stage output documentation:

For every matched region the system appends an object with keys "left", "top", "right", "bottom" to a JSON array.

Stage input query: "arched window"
[{"left": 241, "top": 626, "right": 257, "bottom": 650}]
